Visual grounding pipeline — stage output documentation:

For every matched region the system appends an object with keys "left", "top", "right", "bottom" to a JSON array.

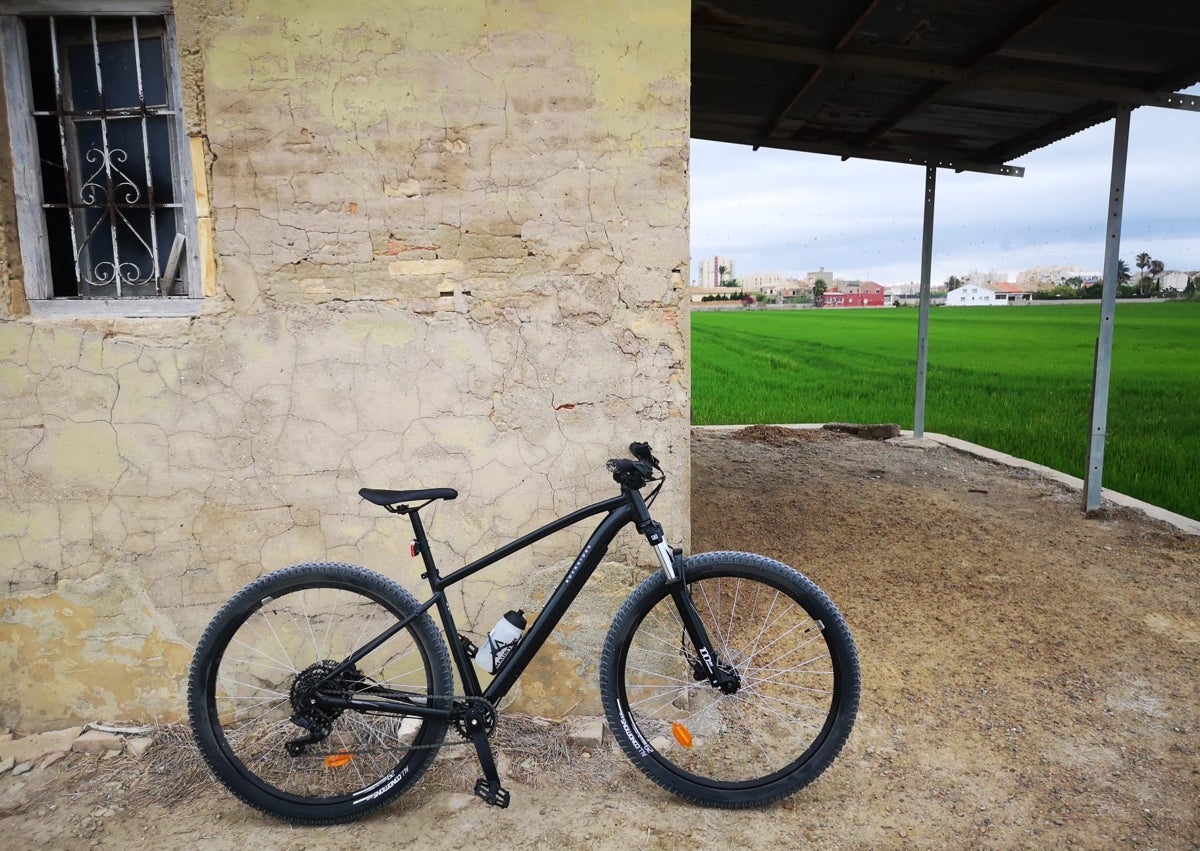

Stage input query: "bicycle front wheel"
[
  {"left": 188, "top": 562, "right": 453, "bottom": 824},
  {"left": 600, "top": 551, "right": 860, "bottom": 807}
]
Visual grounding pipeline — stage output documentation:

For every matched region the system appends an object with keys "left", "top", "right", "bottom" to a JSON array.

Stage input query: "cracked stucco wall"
[{"left": 0, "top": 0, "right": 689, "bottom": 730}]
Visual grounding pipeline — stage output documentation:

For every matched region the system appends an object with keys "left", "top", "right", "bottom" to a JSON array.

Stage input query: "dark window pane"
[
  {"left": 35, "top": 115, "right": 68, "bottom": 206},
  {"left": 113, "top": 206, "right": 157, "bottom": 290},
  {"left": 66, "top": 22, "right": 166, "bottom": 112},
  {"left": 65, "top": 25, "right": 100, "bottom": 112},
  {"left": 146, "top": 117, "right": 174, "bottom": 202},
  {"left": 25, "top": 18, "right": 57, "bottom": 113},
  {"left": 135, "top": 31, "right": 166, "bottom": 107},
  {"left": 97, "top": 38, "right": 140, "bottom": 110},
  {"left": 97, "top": 117, "right": 151, "bottom": 204},
  {"left": 45, "top": 207, "right": 77, "bottom": 297},
  {"left": 155, "top": 210, "right": 184, "bottom": 295},
  {"left": 73, "top": 120, "right": 111, "bottom": 205},
  {"left": 78, "top": 205, "right": 111, "bottom": 293}
]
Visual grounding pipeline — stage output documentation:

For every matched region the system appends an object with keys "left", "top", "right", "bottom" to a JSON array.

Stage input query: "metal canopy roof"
[{"left": 692, "top": 0, "right": 1200, "bottom": 176}]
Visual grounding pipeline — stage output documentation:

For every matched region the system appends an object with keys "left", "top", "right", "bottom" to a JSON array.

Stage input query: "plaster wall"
[{"left": 0, "top": 0, "right": 690, "bottom": 730}]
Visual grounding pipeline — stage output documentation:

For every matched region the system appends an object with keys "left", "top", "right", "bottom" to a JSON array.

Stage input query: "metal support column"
[
  {"left": 1083, "top": 106, "right": 1131, "bottom": 513},
  {"left": 913, "top": 165, "right": 937, "bottom": 438}
]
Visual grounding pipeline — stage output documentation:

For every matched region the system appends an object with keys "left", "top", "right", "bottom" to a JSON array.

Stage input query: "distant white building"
[
  {"left": 1160, "top": 270, "right": 1189, "bottom": 291},
  {"left": 698, "top": 256, "right": 735, "bottom": 287},
  {"left": 947, "top": 282, "right": 1033, "bottom": 306},
  {"left": 743, "top": 271, "right": 786, "bottom": 291},
  {"left": 1017, "top": 264, "right": 1095, "bottom": 288},
  {"left": 960, "top": 270, "right": 1007, "bottom": 288},
  {"left": 743, "top": 271, "right": 807, "bottom": 296}
]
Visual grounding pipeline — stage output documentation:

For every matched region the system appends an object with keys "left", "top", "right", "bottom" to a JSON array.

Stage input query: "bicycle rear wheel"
[
  {"left": 188, "top": 562, "right": 453, "bottom": 824},
  {"left": 600, "top": 551, "right": 859, "bottom": 807}
]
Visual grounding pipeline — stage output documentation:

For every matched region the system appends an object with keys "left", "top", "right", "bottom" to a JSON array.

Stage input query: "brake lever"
[{"left": 629, "top": 441, "right": 660, "bottom": 469}]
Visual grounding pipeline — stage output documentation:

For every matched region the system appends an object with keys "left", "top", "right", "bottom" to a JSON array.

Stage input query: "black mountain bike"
[{"left": 188, "top": 442, "right": 860, "bottom": 824}]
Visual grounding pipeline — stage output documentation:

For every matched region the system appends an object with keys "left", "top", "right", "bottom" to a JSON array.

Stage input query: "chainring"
[{"left": 453, "top": 698, "right": 498, "bottom": 740}]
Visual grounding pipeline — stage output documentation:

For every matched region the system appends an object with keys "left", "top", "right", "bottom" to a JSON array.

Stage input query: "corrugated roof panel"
[{"left": 692, "top": 0, "right": 1200, "bottom": 170}]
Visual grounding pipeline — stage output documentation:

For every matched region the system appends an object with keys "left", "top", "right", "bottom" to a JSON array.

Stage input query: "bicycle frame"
[
  {"left": 320, "top": 487, "right": 657, "bottom": 721},
  {"left": 190, "top": 451, "right": 859, "bottom": 817},
  {"left": 429, "top": 491, "right": 635, "bottom": 703}
]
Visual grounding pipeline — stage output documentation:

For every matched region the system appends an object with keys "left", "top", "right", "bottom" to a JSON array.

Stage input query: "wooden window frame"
[{"left": 1, "top": 0, "right": 201, "bottom": 317}]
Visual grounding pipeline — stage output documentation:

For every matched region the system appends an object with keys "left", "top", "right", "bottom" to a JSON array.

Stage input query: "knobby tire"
[
  {"left": 187, "top": 562, "right": 453, "bottom": 824},
  {"left": 599, "top": 551, "right": 860, "bottom": 807}
]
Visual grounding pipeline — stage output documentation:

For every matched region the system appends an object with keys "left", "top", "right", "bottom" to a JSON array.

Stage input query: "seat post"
[{"left": 407, "top": 507, "right": 442, "bottom": 585}]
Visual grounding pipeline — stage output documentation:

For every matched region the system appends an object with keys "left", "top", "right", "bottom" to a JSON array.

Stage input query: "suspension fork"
[{"left": 626, "top": 488, "right": 741, "bottom": 694}]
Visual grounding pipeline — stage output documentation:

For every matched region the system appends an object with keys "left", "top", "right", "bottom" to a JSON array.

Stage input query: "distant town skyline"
[
  {"left": 691, "top": 90, "right": 1200, "bottom": 288},
  {"left": 690, "top": 255, "right": 1104, "bottom": 290}
]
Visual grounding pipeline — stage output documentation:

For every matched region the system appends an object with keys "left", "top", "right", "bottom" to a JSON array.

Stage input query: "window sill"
[{"left": 28, "top": 298, "right": 203, "bottom": 318}]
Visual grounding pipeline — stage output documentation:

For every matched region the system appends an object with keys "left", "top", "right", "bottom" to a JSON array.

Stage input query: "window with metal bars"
[{"left": 1, "top": 4, "right": 201, "bottom": 314}]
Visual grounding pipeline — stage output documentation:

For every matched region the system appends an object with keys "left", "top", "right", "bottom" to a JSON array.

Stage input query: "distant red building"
[{"left": 821, "top": 291, "right": 886, "bottom": 308}]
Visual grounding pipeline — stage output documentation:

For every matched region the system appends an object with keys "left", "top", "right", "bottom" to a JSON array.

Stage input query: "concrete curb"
[{"left": 693, "top": 424, "right": 1200, "bottom": 538}]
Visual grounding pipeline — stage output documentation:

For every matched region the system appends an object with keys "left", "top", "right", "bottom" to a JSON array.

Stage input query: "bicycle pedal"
[{"left": 473, "top": 777, "right": 511, "bottom": 808}]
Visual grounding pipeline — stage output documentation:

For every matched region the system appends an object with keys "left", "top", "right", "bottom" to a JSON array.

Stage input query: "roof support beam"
[
  {"left": 696, "top": 32, "right": 1200, "bottom": 112},
  {"left": 755, "top": 0, "right": 881, "bottom": 147},
  {"left": 976, "top": 101, "right": 1114, "bottom": 165},
  {"left": 698, "top": 129, "right": 1024, "bottom": 177},
  {"left": 1084, "top": 105, "right": 1132, "bottom": 514},
  {"left": 857, "top": 0, "right": 1071, "bottom": 147}
]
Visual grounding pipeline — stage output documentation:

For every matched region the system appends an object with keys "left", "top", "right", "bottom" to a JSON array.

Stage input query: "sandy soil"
[{"left": 3, "top": 426, "right": 1198, "bottom": 849}]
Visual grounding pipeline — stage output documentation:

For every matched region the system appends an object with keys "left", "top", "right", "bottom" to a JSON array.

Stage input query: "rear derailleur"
[{"left": 285, "top": 660, "right": 364, "bottom": 755}]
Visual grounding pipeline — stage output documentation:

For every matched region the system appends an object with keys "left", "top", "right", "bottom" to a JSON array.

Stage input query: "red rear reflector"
[{"left": 409, "top": 541, "right": 419, "bottom": 558}]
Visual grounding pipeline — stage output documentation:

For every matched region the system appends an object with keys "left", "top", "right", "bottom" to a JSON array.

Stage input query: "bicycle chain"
[{"left": 292, "top": 695, "right": 498, "bottom": 756}]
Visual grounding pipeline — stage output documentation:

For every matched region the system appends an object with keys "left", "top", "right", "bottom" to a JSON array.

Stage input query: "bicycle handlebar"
[{"left": 607, "top": 442, "right": 662, "bottom": 490}]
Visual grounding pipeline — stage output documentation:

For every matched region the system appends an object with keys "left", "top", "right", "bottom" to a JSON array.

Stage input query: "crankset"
[{"left": 452, "top": 697, "right": 498, "bottom": 740}]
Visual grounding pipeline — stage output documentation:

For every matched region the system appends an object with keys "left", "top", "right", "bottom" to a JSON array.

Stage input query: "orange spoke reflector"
[
  {"left": 325, "top": 753, "right": 354, "bottom": 768},
  {"left": 671, "top": 722, "right": 693, "bottom": 749}
]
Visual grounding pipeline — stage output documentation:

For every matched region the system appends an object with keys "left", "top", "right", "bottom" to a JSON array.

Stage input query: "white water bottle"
[{"left": 475, "top": 609, "right": 527, "bottom": 674}]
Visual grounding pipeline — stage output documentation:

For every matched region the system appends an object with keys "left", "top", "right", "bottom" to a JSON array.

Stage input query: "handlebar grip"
[
  {"left": 629, "top": 442, "right": 659, "bottom": 467},
  {"left": 607, "top": 458, "right": 653, "bottom": 489}
]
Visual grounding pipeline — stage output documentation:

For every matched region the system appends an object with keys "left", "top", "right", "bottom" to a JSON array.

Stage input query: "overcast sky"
[{"left": 690, "top": 88, "right": 1200, "bottom": 287}]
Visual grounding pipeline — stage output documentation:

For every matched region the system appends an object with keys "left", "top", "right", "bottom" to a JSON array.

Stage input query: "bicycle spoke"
[
  {"left": 195, "top": 571, "right": 449, "bottom": 808},
  {"left": 604, "top": 557, "right": 858, "bottom": 797}
]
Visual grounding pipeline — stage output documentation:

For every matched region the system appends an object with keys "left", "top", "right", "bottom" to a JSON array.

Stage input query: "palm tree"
[
  {"left": 1134, "top": 258, "right": 1163, "bottom": 296},
  {"left": 1117, "top": 258, "right": 1131, "bottom": 284},
  {"left": 812, "top": 278, "right": 827, "bottom": 307},
  {"left": 1135, "top": 252, "right": 1152, "bottom": 293}
]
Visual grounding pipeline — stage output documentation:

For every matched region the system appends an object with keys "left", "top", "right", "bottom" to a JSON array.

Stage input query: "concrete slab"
[
  {"left": 692, "top": 424, "right": 1200, "bottom": 538},
  {"left": 0, "top": 727, "right": 84, "bottom": 764}
]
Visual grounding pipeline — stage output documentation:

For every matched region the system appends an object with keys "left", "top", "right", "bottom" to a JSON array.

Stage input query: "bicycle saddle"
[{"left": 359, "top": 487, "right": 458, "bottom": 508}]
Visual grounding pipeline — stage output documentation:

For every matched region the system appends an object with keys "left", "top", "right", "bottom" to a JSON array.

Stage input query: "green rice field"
[{"left": 691, "top": 301, "right": 1200, "bottom": 521}]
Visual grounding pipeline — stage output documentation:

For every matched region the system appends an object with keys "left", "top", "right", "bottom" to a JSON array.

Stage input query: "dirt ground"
[{"left": 3, "top": 426, "right": 1198, "bottom": 849}]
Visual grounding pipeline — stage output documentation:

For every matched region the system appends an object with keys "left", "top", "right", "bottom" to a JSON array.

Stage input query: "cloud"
[{"left": 691, "top": 90, "right": 1200, "bottom": 284}]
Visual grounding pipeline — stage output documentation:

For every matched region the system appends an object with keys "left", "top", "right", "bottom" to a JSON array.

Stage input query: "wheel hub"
[
  {"left": 290, "top": 661, "right": 347, "bottom": 723},
  {"left": 285, "top": 660, "right": 365, "bottom": 755}
]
